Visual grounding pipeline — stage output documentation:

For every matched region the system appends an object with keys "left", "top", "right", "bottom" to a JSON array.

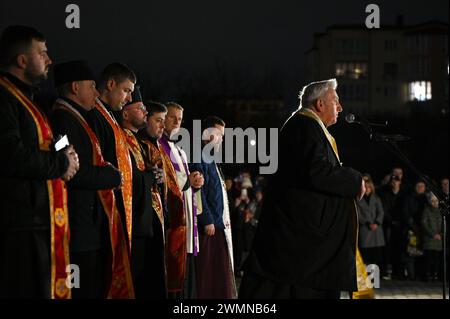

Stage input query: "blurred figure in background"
[
  {"left": 421, "top": 193, "right": 443, "bottom": 282},
  {"left": 189, "top": 116, "right": 237, "bottom": 299},
  {"left": 440, "top": 178, "right": 449, "bottom": 200},
  {"left": 379, "top": 174, "right": 404, "bottom": 280},
  {"left": 357, "top": 175, "right": 385, "bottom": 271},
  {"left": 402, "top": 180, "right": 427, "bottom": 280}
]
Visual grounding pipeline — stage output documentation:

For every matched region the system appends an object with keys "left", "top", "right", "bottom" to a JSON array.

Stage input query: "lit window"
[
  {"left": 352, "top": 63, "right": 367, "bottom": 79},
  {"left": 335, "top": 63, "right": 346, "bottom": 76},
  {"left": 408, "top": 81, "right": 432, "bottom": 101},
  {"left": 335, "top": 62, "right": 367, "bottom": 79}
]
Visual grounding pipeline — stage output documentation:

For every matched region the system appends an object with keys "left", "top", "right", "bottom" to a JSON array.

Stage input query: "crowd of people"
[
  {"left": 225, "top": 172, "right": 266, "bottom": 276},
  {"left": 357, "top": 168, "right": 448, "bottom": 283}
]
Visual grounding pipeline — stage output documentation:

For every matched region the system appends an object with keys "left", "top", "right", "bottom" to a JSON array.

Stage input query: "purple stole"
[{"left": 159, "top": 134, "right": 199, "bottom": 256}]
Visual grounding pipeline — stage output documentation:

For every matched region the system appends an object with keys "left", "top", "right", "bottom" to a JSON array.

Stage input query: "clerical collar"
[
  {"left": 2, "top": 71, "right": 39, "bottom": 100},
  {"left": 162, "top": 132, "right": 178, "bottom": 143},
  {"left": 128, "top": 128, "right": 139, "bottom": 135},
  {"left": 147, "top": 135, "right": 158, "bottom": 146},
  {"left": 98, "top": 98, "right": 121, "bottom": 123}
]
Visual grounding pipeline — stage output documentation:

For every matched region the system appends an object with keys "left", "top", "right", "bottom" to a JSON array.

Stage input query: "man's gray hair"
[{"left": 298, "top": 78, "right": 337, "bottom": 109}]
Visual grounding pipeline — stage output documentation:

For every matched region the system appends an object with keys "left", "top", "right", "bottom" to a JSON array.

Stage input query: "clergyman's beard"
[
  {"left": 24, "top": 68, "right": 47, "bottom": 85},
  {"left": 134, "top": 119, "right": 147, "bottom": 130}
]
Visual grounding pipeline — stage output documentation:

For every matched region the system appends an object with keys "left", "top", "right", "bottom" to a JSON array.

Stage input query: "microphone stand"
[{"left": 356, "top": 121, "right": 449, "bottom": 299}]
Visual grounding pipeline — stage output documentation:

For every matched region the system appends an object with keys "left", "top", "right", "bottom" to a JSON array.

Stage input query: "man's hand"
[
  {"left": 112, "top": 165, "right": 124, "bottom": 190},
  {"left": 357, "top": 178, "right": 366, "bottom": 201},
  {"left": 244, "top": 209, "right": 254, "bottom": 223},
  {"left": 204, "top": 224, "right": 215, "bottom": 236},
  {"left": 62, "top": 145, "right": 79, "bottom": 181},
  {"left": 105, "top": 162, "right": 122, "bottom": 186},
  {"left": 189, "top": 171, "right": 204, "bottom": 189},
  {"left": 434, "top": 234, "right": 442, "bottom": 241},
  {"left": 104, "top": 162, "right": 123, "bottom": 189},
  {"left": 370, "top": 223, "right": 378, "bottom": 231}
]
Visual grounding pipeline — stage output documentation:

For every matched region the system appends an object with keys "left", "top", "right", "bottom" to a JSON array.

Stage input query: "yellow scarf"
[
  {"left": 298, "top": 108, "right": 375, "bottom": 299},
  {"left": 298, "top": 108, "right": 341, "bottom": 162}
]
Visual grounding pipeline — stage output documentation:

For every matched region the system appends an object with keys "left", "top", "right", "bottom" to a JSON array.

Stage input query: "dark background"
[{"left": 1, "top": 0, "right": 448, "bottom": 183}]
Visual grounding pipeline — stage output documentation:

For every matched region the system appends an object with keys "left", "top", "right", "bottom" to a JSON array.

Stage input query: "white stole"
[{"left": 168, "top": 140, "right": 199, "bottom": 254}]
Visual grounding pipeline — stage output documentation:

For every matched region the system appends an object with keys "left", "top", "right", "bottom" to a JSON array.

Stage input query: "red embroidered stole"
[
  {"left": 54, "top": 99, "right": 134, "bottom": 298},
  {"left": 94, "top": 100, "right": 133, "bottom": 244},
  {"left": 142, "top": 139, "right": 187, "bottom": 292},
  {"left": 123, "top": 129, "right": 146, "bottom": 171},
  {"left": 0, "top": 76, "right": 71, "bottom": 299}
]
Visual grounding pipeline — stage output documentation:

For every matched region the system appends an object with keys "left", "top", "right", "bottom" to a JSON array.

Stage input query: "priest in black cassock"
[
  {"left": 239, "top": 79, "right": 366, "bottom": 299},
  {"left": 85, "top": 63, "right": 136, "bottom": 248},
  {"left": 0, "top": 26, "right": 79, "bottom": 299},
  {"left": 117, "top": 87, "right": 168, "bottom": 299},
  {"left": 51, "top": 60, "right": 123, "bottom": 298}
]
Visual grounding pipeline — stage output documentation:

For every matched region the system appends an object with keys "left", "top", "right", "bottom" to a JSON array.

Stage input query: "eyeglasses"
[{"left": 125, "top": 104, "right": 146, "bottom": 112}]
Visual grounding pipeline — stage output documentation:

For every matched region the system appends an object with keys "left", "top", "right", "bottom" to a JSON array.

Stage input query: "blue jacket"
[{"left": 189, "top": 159, "right": 225, "bottom": 230}]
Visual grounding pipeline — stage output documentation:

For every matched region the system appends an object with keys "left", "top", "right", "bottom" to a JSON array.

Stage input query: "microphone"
[
  {"left": 345, "top": 113, "right": 357, "bottom": 124},
  {"left": 346, "top": 113, "right": 410, "bottom": 142},
  {"left": 345, "top": 113, "right": 388, "bottom": 127}
]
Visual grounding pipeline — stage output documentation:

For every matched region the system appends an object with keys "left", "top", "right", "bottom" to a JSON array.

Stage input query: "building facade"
[{"left": 306, "top": 20, "right": 448, "bottom": 117}]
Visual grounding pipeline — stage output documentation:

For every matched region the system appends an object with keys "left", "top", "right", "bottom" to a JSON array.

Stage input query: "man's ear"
[
  {"left": 16, "top": 54, "right": 27, "bottom": 69},
  {"left": 313, "top": 98, "right": 323, "bottom": 113},
  {"left": 122, "top": 110, "right": 129, "bottom": 121},
  {"left": 202, "top": 128, "right": 215, "bottom": 142},
  {"left": 106, "top": 79, "right": 115, "bottom": 91},
  {"left": 71, "top": 82, "right": 79, "bottom": 95}
]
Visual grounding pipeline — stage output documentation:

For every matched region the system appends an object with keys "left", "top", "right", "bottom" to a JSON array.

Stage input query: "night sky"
[
  {"left": 1, "top": 0, "right": 449, "bottom": 180},
  {"left": 1, "top": 0, "right": 448, "bottom": 102}
]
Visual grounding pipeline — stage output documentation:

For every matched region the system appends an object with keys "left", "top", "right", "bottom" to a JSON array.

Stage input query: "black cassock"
[
  {"left": 128, "top": 131, "right": 167, "bottom": 299},
  {"left": 0, "top": 73, "right": 69, "bottom": 298},
  {"left": 86, "top": 101, "right": 130, "bottom": 230},
  {"left": 241, "top": 113, "right": 362, "bottom": 298},
  {"left": 52, "top": 97, "right": 122, "bottom": 298}
]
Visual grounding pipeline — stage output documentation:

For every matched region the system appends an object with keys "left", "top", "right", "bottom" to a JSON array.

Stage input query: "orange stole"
[
  {"left": 94, "top": 100, "right": 133, "bottom": 244},
  {"left": 0, "top": 76, "right": 71, "bottom": 299},
  {"left": 143, "top": 139, "right": 187, "bottom": 293},
  {"left": 123, "top": 129, "right": 146, "bottom": 171},
  {"left": 54, "top": 100, "right": 134, "bottom": 298},
  {"left": 141, "top": 140, "right": 165, "bottom": 231}
]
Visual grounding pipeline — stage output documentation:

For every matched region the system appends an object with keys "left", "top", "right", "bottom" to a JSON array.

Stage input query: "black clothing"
[
  {"left": 239, "top": 271, "right": 340, "bottom": 299},
  {"left": 51, "top": 97, "right": 121, "bottom": 299},
  {"left": 131, "top": 216, "right": 167, "bottom": 299},
  {"left": 86, "top": 100, "right": 127, "bottom": 233},
  {"left": 52, "top": 98, "right": 121, "bottom": 252},
  {"left": 402, "top": 192, "right": 427, "bottom": 231},
  {"left": 70, "top": 248, "right": 110, "bottom": 299},
  {"left": 378, "top": 187, "right": 404, "bottom": 276},
  {"left": 129, "top": 131, "right": 155, "bottom": 237},
  {"left": 86, "top": 101, "right": 118, "bottom": 168},
  {"left": 0, "top": 72, "right": 69, "bottom": 298},
  {"left": 0, "top": 72, "right": 69, "bottom": 231},
  {"left": 242, "top": 114, "right": 362, "bottom": 294},
  {"left": 126, "top": 131, "right": 166, "bottom": 299}
]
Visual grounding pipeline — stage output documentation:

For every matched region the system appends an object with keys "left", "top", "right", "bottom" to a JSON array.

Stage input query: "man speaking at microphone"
[{"left": 239, "top": 78, "right": 366, "bottom": 299}]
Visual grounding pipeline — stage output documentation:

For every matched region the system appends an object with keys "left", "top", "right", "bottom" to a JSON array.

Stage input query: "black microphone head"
[{"left": 345, "top": 113, "right": 355, "bottom": 123}]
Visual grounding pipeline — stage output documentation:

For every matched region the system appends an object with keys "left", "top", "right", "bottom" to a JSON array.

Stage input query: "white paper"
[{"left": 54, "top": 135, "right": 69, "bottom": 151}]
